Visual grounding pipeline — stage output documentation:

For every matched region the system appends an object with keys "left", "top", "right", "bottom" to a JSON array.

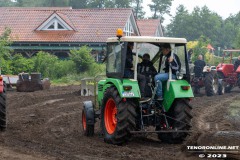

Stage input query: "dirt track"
[{"left": 0, "top": 85, "right": 240, "bottom": 160}]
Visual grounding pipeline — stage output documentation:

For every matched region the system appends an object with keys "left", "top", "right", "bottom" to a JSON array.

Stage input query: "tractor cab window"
[
  {"left": 174, "top": 45, "right": 187, "bottom": 74},
  {"left": 106, "top": 42, "right": 125, "bottom": 78},
  {"left": 158, "top": 45, "right": 188, "bottom": 80}
]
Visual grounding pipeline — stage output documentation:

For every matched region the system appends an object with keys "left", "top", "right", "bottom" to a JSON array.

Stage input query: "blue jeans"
[{"left": 154, "top": 73, "right": 176, "bottom": 97}]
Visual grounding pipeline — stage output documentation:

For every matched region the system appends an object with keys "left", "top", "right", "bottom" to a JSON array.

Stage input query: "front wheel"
[
  {"left": 82, "top": 109, "right": 94, "bottom": 136},
  {"left": 157, "top": 99, "right": 192, "bottom": 144},
  {"left": 101, "top": 87, "right": 136, "bottom": 145}
]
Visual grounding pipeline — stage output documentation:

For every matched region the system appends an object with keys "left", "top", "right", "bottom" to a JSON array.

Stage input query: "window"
[
  {"left": 106, "top": 43, "right": 123, "bottom": 73},
  {"left": 36, "top": 13, "right": 73, "bottom": 31},
  {"left": 44, "top": 18, "right": 68, "bottom": 30},
  {"left": 123, "top": 19, "right": 134, "bottom": 36}
]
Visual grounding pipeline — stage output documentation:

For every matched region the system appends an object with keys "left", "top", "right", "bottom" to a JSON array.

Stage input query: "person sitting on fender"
[{"left": 154, "top": 43, "right": 181, "bottom": 101}]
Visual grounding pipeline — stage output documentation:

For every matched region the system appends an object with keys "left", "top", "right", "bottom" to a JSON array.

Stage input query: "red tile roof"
[
  {"left": 137, "top": 19, "right": 161, "bottom": 36},
  {"left": 0, "top": 7, "right": 134, "bottom": 43}
]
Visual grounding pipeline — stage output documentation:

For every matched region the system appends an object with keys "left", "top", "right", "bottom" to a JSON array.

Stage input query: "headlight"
[{"left": 176, "top": 72, "right": 183, "bottom": 79}]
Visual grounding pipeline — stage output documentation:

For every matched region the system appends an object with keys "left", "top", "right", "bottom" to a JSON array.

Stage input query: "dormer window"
[
  {"left": 43, "top": 18, "right": 68, "bottom": 30},
  {"left": 36, "top": 13, "right": 73, "bottom": 31}
]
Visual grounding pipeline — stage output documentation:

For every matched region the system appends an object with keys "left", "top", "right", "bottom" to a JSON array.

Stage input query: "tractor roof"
[
  {"left": 223, "top": 49, "right": 240, "bottom": 52},
  {"left": 106, "top": 36, "right": 187, "bottom": 44}
]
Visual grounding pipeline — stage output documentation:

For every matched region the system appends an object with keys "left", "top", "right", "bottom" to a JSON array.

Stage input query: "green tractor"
[{"left": 82, "top": 34, "right": 194, "bottom": 144}]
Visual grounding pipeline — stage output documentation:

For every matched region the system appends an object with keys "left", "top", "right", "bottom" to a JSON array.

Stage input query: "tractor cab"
[{"left": 105, "top": 37, "right": 191, "bottom": 81}]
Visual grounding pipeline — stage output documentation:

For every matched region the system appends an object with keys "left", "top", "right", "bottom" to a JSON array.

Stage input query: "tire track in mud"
[
  {"left": 2, "top": 86, "right": 240, "bottom": 160},
  {"left": 197, "top": 94, "right": 239, "bottom": 132}
]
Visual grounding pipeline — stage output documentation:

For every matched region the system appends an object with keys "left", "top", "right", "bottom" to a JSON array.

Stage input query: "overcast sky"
[{"left": 143, "top": 0, "right": 240, "bottom": 26}]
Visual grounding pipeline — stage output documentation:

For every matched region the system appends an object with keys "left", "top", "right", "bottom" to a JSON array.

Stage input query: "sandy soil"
[{"left": 0, "top": 85, "right": 239, "bottom": 160}]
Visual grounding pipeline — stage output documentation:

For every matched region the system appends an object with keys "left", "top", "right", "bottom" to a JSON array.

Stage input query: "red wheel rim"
[
  {"left": 104, "top": 98, "right": 117, "bottom": 134},
  {"left": 82, "top": 111, "right": 86, "bottom": 131}
]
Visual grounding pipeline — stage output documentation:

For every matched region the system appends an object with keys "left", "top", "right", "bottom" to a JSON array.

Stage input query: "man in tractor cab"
[
  {"left": 124, "top": 42, "right": 150, "bottom": 102},
  {"left": 138, "top": 53, "right": 157, "bottom": 97},
  {"left": 154, "top": 43, "right": 181, "bottom": 101},
  {"left": 194, "top": 55, "right": 206, "bottom": 77},
  {"left": 234, "top": 56, "right": 240, "bottom": 71},
  {"left": 138, "top": 53, "right": 157, "bottom": 78}
]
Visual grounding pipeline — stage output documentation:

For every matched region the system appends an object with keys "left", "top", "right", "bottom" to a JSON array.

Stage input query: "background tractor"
[
  {"left": 217, "top": 49, "right": 240, "bottom": 94},
  {"left": 82, "top": 32, "right": 194, "bottom": 145},
  {"left": 0, "top": 74, "right": 6, "bottom": 131},
  {"left": 191, "top": 65, "right": 218, "bottom": 96}
]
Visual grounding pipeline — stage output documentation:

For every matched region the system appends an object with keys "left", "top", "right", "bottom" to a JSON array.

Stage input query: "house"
[
  {"left": 0, "top": 7, "right": 163, "bottom": 60},
  {"left": 137, "top": 19, "right": 163, "bottom": 37}
]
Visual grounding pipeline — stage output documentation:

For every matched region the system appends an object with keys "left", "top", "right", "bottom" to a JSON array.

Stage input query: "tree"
[
  {"left": 132, "top": 0, "right": 145, "bottom": 19},
  {"left": 14, "top": 0, "right": 70, "bottom": 7},
  {"left": 69, "top": 46, "right": 95, "bottom": 73},
  {"left": 234, "top": 28, "right": 240, "bottom": 48},
  {"left": 11, "top": 54, "right": 34, "bottom": 75},
  {"left": 114, "top": 0, "right": 131, "bottom": 8},
  {"left": 166, "top": 5, "right": 189, "bottom": 37},
  {"left": 0, "top": 0, "right": 15, "bottom": 7},
  {"left": 167, "top": 5, "right": 223, "bottom": 47},
  {"left": 192, "top": 35, "right": 211, "bottom": 63},
  {"left": 148, "top": 0, "right": 173, "bottom": 21},
  {"left": 32, "top": 51, "right": 59, "bottom": 78},
  {"left": 69, "top": 0, "right": 88, "bottom": 8},
  {"left": 88, "top": 0, "right": 105, "bottom": 8},
  {"left": 0, "top": 28, "right": 12, "bottom": 74}
]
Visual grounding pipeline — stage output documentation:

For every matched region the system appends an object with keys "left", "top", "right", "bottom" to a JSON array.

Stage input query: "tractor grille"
[{"left": 98, "top": 84, "right": 103, "bottom": 91}]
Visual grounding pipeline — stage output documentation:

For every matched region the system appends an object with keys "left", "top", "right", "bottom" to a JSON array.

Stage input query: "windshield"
[
  {"left": 133, "top": 43, "right": 187, "bottom": 74},
  {"left": 132, "top": 43, "right": 159, "bottom": 61}
]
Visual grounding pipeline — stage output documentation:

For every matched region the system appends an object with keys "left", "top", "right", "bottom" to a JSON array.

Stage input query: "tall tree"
[
  {"left": 0, "top": 0, "right": 15, "bottom": 7},
  {"left": 88, "top": 0, "right": 105, "bottom": 8},
  {"left": 115, "top": 0, "right": 131, "bottom": 8},
  {"left": 167, "top": 5, "right": 223, "bottom": 47},
  {"left": 132, "top": 0, "right": 145, "bottom": 19},
  {"left": 166, "top": 5, "right": 189, "bottom": 37},
  {"left": 69, "top": 0, "right": 88, "bottom": 8},
  {"left": 234, "top": 28, "right": 240, "bottom": 48},
  {"left": 148, "top": 0, "right": 173, "bottom": 21}
]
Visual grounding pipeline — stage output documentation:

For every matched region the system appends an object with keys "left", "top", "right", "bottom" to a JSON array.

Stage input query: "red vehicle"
[
  {"left": 0, "top": 75, "right": 6, "bottom": 131},
  {"left": 217, "top": 49, "right": 240, "bottom": 94}
]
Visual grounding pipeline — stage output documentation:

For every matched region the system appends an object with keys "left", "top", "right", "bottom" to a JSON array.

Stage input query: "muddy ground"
[{"left": 0, "top": 85, "right": 239, "bottom": 160}]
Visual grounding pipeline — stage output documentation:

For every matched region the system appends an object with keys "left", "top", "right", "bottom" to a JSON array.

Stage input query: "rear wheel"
[
  {"left": 101, "top": 87, "right": 136, "bottom": 145},
  {"left": 82, "top": 109, "right": 94, "bottom": 136},
  {"left": 237, "top": 74, "right": 240, "bottom": 87},
  {"left": 0, "top": 82, "right": 7, "bottom": 131},
  {"left": 225, "top": 85, "right": 233, "bottom": 93},
  {"left": 192, "top": 77, "right": 200, "bottom": 95},
  {"left": 205, "top": 73, "right": 216, "bottom": 96},
  {"left": 157, "top": 99, "right": 192, "bottom": 144}
]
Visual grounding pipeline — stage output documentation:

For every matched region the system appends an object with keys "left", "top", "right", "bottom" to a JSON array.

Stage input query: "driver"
[{"left": 154, "top": 43, "right": 181, "bottom": 101}]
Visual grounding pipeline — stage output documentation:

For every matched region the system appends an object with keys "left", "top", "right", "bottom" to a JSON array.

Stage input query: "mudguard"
[
  {"left": 163, "top": 80, "right": 194, "bottom": 111},
  {"left": 83, "top": 101, "right": 95, "bottom": 125}
]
